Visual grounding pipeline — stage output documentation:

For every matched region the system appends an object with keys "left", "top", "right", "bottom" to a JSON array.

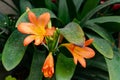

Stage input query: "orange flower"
[
  {"left": 17, "top": 9, "right": 55, "bottom": 46},
  {"left": 42, "top": 52, "right": 54, "bottom": 78},
  {"left": 62, "top": 39, "right": 95, "bottom": 68}
]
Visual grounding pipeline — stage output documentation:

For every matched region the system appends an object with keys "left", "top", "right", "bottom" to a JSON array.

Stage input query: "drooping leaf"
[
  {"left": 87, "top": 53, "right": 108, "bottom": 71},
  {"left": 59, "top": 22, "right": 85, "bottom": 46},
  {"left": 56, "top": 53, "right": 76, "bottom": 80},
  {"left": 73, "top": 0, "right": 83, "bottom": 12},
  {"left": 58, "top": 0, "right": 70, "bottom": 24},
  {"left": 66, "top": 0, "right": 76, "bottom": 20},
  {"left": 2, "top": 30, "right": 27, "bottom": 71},
  {"left": 87, "top": 34, "right": 113, "bottom": 59},
  {"left": 16, "top": 8, "right": 56, "bottom": 27},
  {"left": 78, "top": 0, "right": 99, "bottom": 20},
  {"left": 105, "top": 49, "right": 120, "bottom": 80},
  {"left": 85, "top": 23, "right": 114, "bottom": 43},
  {"left": 20, "top": 0, "right": 33, "bottom": 13},
  {"left": 81, "top": 0, "right": 120, "bottom": 25},
  {"left": 86, "top": 16, "right": 120, "bottom": 32},
  {"left": 45, "top": 0, "right": 57, "bottom": 11},
  {"left": 27, "top": 49, "right": 46, "bottom": 80},
  {"left": 87, "top": 16, "right": 120, "bottom": 23}
]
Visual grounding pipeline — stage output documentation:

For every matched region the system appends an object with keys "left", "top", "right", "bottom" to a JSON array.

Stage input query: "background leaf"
[
  {"left": 20, "top": 0, "right": 33, "bottom": 13},
  {"left": 73, "top": 0, "right": 83, "bottom": 12},
  {"left": 87, "top": 16, "right": 120, "bottom": 32},
  {"left": 78, "top": 0, "right": 99, "bottom": 20},
  {"left": 105, "top": 49, "right": 120, "bottom": 80},
  {"left": 81, "top": 0, "right": 120, "bottom": 25},
  {"left": 85, "top": 23, "right": 114, "bottom": 43},
  {"left": 58, "top": 0, "right": 70, "bottom": 24},
  {"left": 60, "top": 22, "right": 85, "bottom": 46},
  {"left": 2, "top": 30, "right": 27, "bottom": 71},
  {"left": 56, "top": 53, "right": 76, "bottom": 80},
  {"left": 27, "top": 49, "right": 46, "bottom": 80},
  {"left": 87, "top": 34, "right": 113, "bottom": 58}
]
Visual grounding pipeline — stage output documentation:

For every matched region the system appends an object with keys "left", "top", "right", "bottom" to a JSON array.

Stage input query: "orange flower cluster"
[
  {"left": 17, "top": 9, "right": 95, "bottom": 78},
  {"left": 62, "top": 39, "right": 95, "bottom": 68},
  {"left": 17, "top": 9, "right": 55, "bottom": 46},
  {"left": 17, "top": 9, "right": 55, "bottom": 78}
]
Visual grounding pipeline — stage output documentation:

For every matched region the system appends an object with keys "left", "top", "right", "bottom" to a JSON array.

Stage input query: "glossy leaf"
[
  {"left": 87, "top": 53, "right": 108, "bottom": 71},
  {"left": 2, "top": 30, "right": 27, "bottom": 71},
  {"left": 20, "top": 0, "right": 33, "bottom": 13},
  {"left": 73, "top": 0, "right": 83, "bottom": 12},
  {"left": 59, "top": 22, "right": 85, "bottom": 46},
  {"left": 78, "top": 0, "right": 99, "bottom": 20},
  {"left": 56, "top": 53, "right": 76, "bottom": 80},
  {"left": 66, "top": 0, "right": 76, "bottom": 20},
  {"left": 58, "top": 0, "right": 70, "bottom": 24},
  {"left": 81, "top": 0, "right": 120, "bottom": 25},
  {"left": 45, "top": 0, "right": 57, "bottom": 11},
  {"left": 105, "top": 49, "right": 120, "bottom": 80},
  {"left": 85, "top": 23, "right": 114, "bottom": 43},
  {"left": 87, "top": 34, "right": 113, "bottom": 59},
  {"left": 27, "top": 49, "right": 46, "bottom": 80},
  {"left": 16, "top": 8, "right": 56, "bottom": 27},
  {"left": 87, "top": 16, "right": 120, "bottom": 32},
  {"left": 87, "top": 16, "right": 120, "bottom": 23}
]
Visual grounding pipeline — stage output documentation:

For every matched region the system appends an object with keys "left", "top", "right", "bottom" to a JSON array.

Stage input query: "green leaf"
[
  {"left": 85, "top": 23, "right": 114, "bottom": 43},
  {"left": 59, "top": 22, "right": 85, "bottom": 46},
  {"left": 78, "top": 0, "right": 99, "bottom": 20},
  {"left": 2, "top": 30, "right": 27, "bottom": 71},
  {"left": 56, "top": 53, "right": 76, "bottom": 80},
  {"left": 20, "top": 0, "right": 33, "bottom": 13},
  {"left": 81, "top": 0, "right": 120, "bottom": 25},
  {"left": 87, "top": 16, "right": 120, "bottom": 23},
  {"left": 58, "top": 0, "right": 70, "bottom": 24},
  {"left": 105, "top": 49, "right": 120, "bottom": 80},
  {"left": 16, "top": 8, "right": 56, "bottom": 27},
  {"left": 73, "top": 0, "right": 83, "bottom": 12},
  {"left": 66, "top": 0, "right": 76, "bottom": 20},
  {"left": 87, "top": 34, "right": 113, "bottom": 58},
  {"left": 27, "top": 49, "right": 46, "bottom": 80},
  {"left": 87, "top": 53, "right": 108, "bottom": 71},
  {"left": 45, "top": 0, "right": 57, "bottom": 11},
  {"left": 87, "top": 16, "right": 120, "bottom": 32}
]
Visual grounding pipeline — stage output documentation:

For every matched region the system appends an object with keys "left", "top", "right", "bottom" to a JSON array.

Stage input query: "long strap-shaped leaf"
[{"left": 81, "top": 0, "right": 120, "bottom": 26}]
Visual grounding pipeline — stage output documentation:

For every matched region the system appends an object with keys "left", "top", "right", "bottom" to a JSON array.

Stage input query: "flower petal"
[
  {"left": 38, "top": 12, "right": 50, "bottom": 27},
  {"left": 74, "top": 46, "right": 95, "bottom": 59},
  {"left": 23, "top": 35, "right": 35, "bottom": 46},
  {"left": 34, "top": 36, "right": 44, "bottom": 45},
  {"left": 84, "top": 39, "right": 93, "bottom": 47},
  {"left": 45, "top": 27, "right": 56, "bottom": 36},
  {"left": 77, "top": 55, "right": 86, "bottom": 68},
  {"left": 28, "top": 11, "right": 38, "bottom": 25},
  {"left": 17, "top": 23, "right": 36, "bottom": 34}
]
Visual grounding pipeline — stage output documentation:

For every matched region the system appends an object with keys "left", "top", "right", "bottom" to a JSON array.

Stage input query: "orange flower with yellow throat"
[
  {"left": 62, "top": 39, "right": 95, "bottom": 68},
  {"left": 17, "top": 8, "right": 55, "bottom": 46}
]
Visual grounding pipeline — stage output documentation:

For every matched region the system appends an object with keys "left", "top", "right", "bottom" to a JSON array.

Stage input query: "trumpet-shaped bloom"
[
  {"left": 62, "top": 39, "right": 95, "bottom": 68},
  {"left": 42, "top": 52, "right": 54, "bottom": 78},
  {"left": 17, "top": 9, "right": 55, "bottom": 46}
]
